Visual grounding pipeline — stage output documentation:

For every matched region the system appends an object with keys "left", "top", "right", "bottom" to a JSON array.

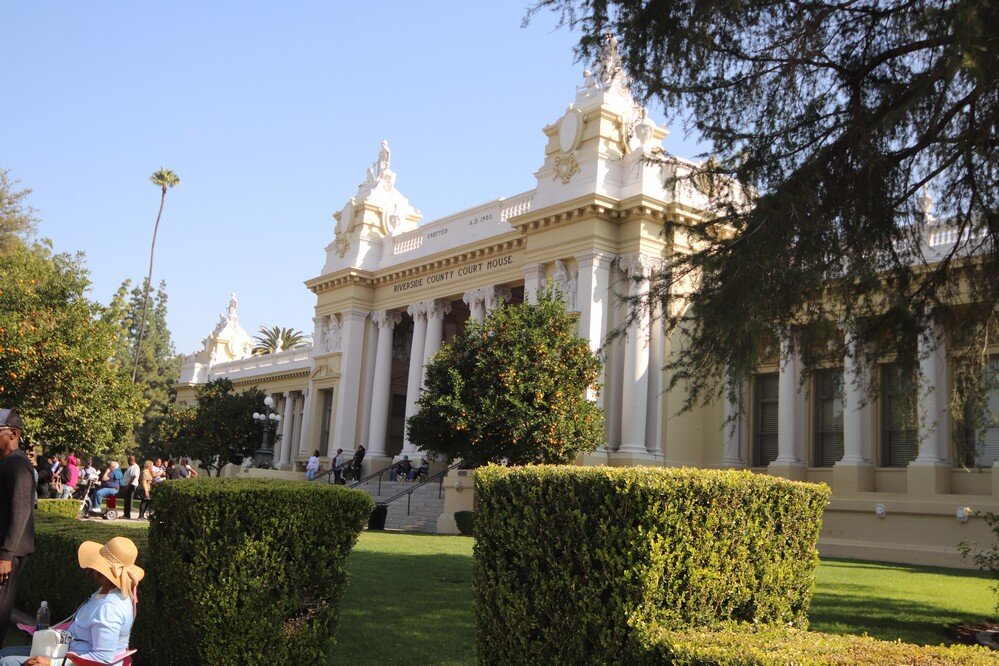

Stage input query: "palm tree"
[
  {"left": 252, "top": 326, "right": 308, "bottom": 355},
  {"left": 133, "top": 168, "right": 180, "bottom": 383}
]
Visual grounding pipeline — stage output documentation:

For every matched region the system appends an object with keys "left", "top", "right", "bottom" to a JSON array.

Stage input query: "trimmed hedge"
[
  {"left": 474, "top": 465, "right": 830, "bottom": 663},
  {"left": 17, "top": 513, "right": 149, "bottom": 620},
  {"left": 133, "top": 477, "right": 373, "bottom": 665},
  {"left": 454, "top": 510, "right": 475, "bottom": 536},
  {"left": 629, "top": 623, "right": 998, "bottom": 665},
  {"left": 36, "top": 498, "right": 83, "bottom": 519}
]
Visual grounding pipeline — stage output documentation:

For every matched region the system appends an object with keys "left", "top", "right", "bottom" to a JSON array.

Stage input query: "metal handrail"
[
  {"left": 377, "top": 461, "right": 463, "bottom": 516},
  {"left": 347, "top": 461, "right": 402, "bottom": 495},
  {"left": 314, "top": 460, "right": 355, "bottom": 484}
]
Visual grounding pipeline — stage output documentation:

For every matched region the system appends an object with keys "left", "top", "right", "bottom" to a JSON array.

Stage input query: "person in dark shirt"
[
  {"left": 0, "top": 408, "right": 34, "bottom": 648},
  {"left": 165, "top": 459, "right": 182, "bottom": 480}
]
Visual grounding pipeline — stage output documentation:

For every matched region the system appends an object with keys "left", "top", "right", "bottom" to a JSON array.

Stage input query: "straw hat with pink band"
[{"left": 77, "top": 537, "right": 144, "bottom": 601}]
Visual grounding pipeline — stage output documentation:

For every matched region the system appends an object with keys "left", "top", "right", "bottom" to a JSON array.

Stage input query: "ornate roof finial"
[
  {"left": 361, "top": 139, "right": 396, "bottom": 192},
  {"left": 595, "top": 32, "right": 628, "bottom": 89},
  {"left": 918, "top": 184, "right": 935, "bottom": 222}
]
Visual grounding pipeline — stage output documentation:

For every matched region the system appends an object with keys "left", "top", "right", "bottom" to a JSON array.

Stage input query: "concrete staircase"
[{"left": 353, "top": 479, "right": 445, "bottom": 533}]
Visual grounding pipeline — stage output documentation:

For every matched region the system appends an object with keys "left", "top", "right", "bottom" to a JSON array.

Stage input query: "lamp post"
[{"left": 252, "top": 395, "right": 282, "bottom": 469}]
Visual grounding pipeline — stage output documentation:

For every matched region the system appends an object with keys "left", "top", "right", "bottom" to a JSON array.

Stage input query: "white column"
[
  {"left": 358, "top": 315, "right": 379, "bottom": 449},
  {"left": 332, "top": 309, "right": 368, "bottom": 452},
  {"left": 298, "top": 387, "right": 313, "bottom": 456},
  {"left": 279, "top": 391, "right": 295, "bottom": 466},
  {"left": 462, "top": 289, "right": 487, "bottom": 323},
  {"left": 617, "top": 255, "right": 654, "bottom": 455},
  {"left": 402, "top": 303, "right": 429, "bottom": 454},
  {"left": 523, "top": 263, "right": 544, "bottom": 305},
  {"left": 576, "top": 251, "right": 613, "bottom": 412},
  {"left": 311, "top": 315, "right": 325, "bottom": 353},
  {"left": 422, "top": 299, "right": 452, "bottom": 385},
  {"left": 484, "top": 287, "right": 512, "bottom": 315},
  {"left": 367, "top": 310, "right": 401, "bottom": 457},
  {"left": 774, "top": 336, "right": 804, "bottom": 465},
  {"left": 840, "top": 326, "right": 872, "bottom": 464},
  {"left": 290, "top": 392, "right": 303, "bottom": 458},
  {"left": 915, "top": 318, "right": 950, "bottom": 464}
]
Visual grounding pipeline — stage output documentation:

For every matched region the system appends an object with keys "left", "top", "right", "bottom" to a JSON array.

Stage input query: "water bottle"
[{"left": 35, "top": 600, "right": 49, "bottom": 630}]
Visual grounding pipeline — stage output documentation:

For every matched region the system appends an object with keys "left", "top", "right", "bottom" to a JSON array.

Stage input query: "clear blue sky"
[{"left": 2, "top": 2, "right": 706, "bottom": 355}]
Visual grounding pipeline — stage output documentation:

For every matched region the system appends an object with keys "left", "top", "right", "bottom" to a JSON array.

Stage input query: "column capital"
[
  {"left": 424, "top": 299, "right": 452, "bottom": 320},
  {"left": 372, "top": 310, "right": 402, "bottom": 329},
  {"left": 617, "top": 254, "right": 662, "bottom": 278},
  {"left": 523, "top": 262, "right": 544, "bottom": 279},
  {"left": 485, "top": 287, "right": 512, "bottom": 311},
  {"left": 407, "top": 302, "right": 428, "bottom": 322},
  {"left": 339, "top": 307, "right": 370, "bottom": 322},
  {"left": 283, "top": 391, "right": 291, "bottom": 398},
  {"left": 462, "top": 287, "right": 489, "bottom": 308},
  {"left": 575, "top": 250, "right": 615, "bottom": 269}
]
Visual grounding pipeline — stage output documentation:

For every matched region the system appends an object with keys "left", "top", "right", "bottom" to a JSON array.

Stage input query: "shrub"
[
  {"left": 36, "top": 498, "right": 83, "bottom": 519},
  {"left": 474, "top": 465, "right": 829, "bottom": 664},
  {"left": 454, "top": 510, "right": 475, "bottom": 536},
  {"left": 408, "top": 288, "right": 604, "bottom": 466},
  {"left": 133, "top": 477, "right": 373, "bottom": 665},
  {"left": 629, "top": 623, "right": 997, "bottom": 665},
  {"left": 17, "top": 513, "right": 149, "bottom": 620}
]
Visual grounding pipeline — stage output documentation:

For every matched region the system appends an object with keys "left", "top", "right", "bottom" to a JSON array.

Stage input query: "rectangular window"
[
  {"left": 319, "top": 389, "right": 334, "bottom": 457},
  {"left": 753, "top": 373, "right": 779, "bottom": 466},
  {"left": 881, "top": 365, "right": 917, "bottom": 467},
  {"left": 813, "top": 368, "right": 844, "bottom": 466},
  {"left": 965, "top": 355, "right": 999, "bottom": 467}
]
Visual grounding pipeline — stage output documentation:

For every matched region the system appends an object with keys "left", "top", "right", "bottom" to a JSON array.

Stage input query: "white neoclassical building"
[{"left": 176, "top": 38, "right": 999, "bottom": 568}]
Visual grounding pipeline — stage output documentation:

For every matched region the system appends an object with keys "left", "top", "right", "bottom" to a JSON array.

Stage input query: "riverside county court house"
[{"left": 175, "top": 38, "right": 999, "bottom": 568}]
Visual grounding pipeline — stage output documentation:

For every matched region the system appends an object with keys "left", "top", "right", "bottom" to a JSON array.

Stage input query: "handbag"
[{"left": 30, "top": 628, "right": 70, "bottom": 659}]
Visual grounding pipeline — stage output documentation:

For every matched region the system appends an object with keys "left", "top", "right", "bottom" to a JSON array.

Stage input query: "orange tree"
[
  {"left": 408, "top": 289, "right": 604, "bottom": 466},
  {"left": 0, "top": 241, "right": 142, "bottom": 455}
]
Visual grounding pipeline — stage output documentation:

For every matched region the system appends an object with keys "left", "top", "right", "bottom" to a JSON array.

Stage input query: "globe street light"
[{"left": 252, "top": 395, "right": 281, "bottom": 469}]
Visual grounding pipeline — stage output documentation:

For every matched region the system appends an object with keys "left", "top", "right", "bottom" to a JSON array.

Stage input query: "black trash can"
[{"left": 368, "top": 504, "right": 388, "bottom": 530}]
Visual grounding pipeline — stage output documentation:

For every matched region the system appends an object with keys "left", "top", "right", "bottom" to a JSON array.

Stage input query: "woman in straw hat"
[{"left": 0, "top": 536, "right": 143, "bottom": 665}]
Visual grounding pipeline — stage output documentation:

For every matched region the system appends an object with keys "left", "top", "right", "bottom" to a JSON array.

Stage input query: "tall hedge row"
[
  {"left": 133, "top": 478, "right": 373, "bottom": 665},
  {"left": 17, "top": 513, "right": 149, "bottom": 621},
  {"left": 474, "top": 465, "right": 830, "bottom": 664}
]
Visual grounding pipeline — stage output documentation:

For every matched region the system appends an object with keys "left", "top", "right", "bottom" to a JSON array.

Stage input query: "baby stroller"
[{"left": 77, "top": 477, "right": 119, "bottom": 521}]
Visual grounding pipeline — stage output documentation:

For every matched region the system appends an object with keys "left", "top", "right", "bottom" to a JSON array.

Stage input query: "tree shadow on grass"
[
  {"left": 331, "top": 548, "right": 475, "bottom": 666},
  {"left": 821, "top": 557, "right": 993, "bottom": 582},
  {"left": 810, "top": 587, "right": 991, "bottom": 646}
]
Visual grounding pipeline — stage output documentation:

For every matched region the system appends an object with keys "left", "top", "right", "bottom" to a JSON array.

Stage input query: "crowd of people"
[{"left": 32, "top": 453, "right": 199, "bottom": 520}]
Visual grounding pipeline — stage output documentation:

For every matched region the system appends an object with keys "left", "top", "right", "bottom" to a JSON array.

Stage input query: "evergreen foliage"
[
  {"left": 252, "top": 325, "right": 308, "bottom": 355},
  {"left": 110, "top": 278, "right": 183, "bottom": 456},
  {"left": 407, "top": 290, "right": 604, "bottom": 466},
  {"left": 474, "top": 465, "right": 829, "bottom": 663},
  {"left": 0, "top": 241, "right": 143, "bottom": 455},
  {"left": 134, "top": 478, "right": 373, "bottom": 665},
  {"left": 157, "top": 378, "right": 267, "bottom": 475},
  {"left": 530, "top": 1, "right": 999, "bottom": 410},
  {"left": 0, "top": 168, "right": 38, "bottom": 254}
]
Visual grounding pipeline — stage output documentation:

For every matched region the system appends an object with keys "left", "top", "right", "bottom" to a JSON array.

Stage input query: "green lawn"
[
  {"left": 811, "top": 558, "right": 994, "bottom": 645},
  {"left": 6, "top": 526, "right": 992, "bottom": 663},
  {"left": 332, "top": 532, "right": 996, "bottom": 665}
]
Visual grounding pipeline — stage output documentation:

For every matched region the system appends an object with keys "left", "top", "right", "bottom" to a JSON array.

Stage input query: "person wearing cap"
[
  {"left": 0, "top": 408, "right": 34, "bottom": 648},
  {"left": 389, "top": 455, "right": 411, "bottom": 481},
  {"left": 0, "top": 536, "right": 143, "bottom": 665}
]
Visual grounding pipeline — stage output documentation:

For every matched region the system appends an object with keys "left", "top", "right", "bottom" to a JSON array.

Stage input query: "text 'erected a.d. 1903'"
[{"left": 392, "top": 255, "right": 515, "bottom": 293}]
